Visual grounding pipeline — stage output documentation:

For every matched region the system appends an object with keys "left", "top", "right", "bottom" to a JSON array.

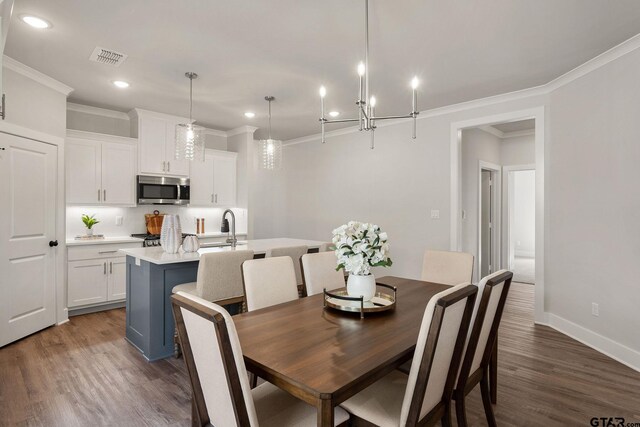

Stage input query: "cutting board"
[{"left": 145, "top": 211, "right": 165, "bottom": 235}]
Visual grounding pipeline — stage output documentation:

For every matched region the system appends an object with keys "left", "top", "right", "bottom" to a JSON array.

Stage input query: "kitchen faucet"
[{"left": 221, "top": 209, "right": 237, "bottom": 247}]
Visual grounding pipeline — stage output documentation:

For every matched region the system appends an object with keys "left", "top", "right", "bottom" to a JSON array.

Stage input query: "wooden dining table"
[{"left": 235, "top": 276, "right": 456, "bottom": 427}]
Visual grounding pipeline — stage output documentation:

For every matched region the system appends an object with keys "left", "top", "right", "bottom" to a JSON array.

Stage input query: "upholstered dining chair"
[
  {"left": 453, "top": 269, "right": 513, "bottom": 427},
  {"left": 301, "top": 251, "right": 345, "bottom": 296},
  {"left": 171, "top": 292, "right": 350, "bottom": 427},
  {"left": 339, "top": 283, "right": 478, "bottom": 427},
  {"left": 242, "top": 256, "right": 299, "bottom": 312},
  {"left": 266, "top": 245, "right": 308, "bottom": 296},
  {"left": 422, "top": 250, "right": 474, "bottom": 285}
]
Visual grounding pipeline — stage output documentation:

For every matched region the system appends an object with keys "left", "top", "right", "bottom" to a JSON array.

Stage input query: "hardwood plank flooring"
[{"left": 1, "top": 283, "right": 639, "bottom": 426}]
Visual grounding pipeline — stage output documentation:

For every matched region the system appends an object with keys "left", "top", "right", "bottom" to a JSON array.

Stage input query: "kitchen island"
[{"left": 120, "top": 238, "right": 326, "bottom": 361}]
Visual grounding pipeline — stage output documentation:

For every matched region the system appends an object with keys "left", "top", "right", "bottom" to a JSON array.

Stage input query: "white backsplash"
[{"left": 66, "top": 205, "right": 248, "bottom": 238}]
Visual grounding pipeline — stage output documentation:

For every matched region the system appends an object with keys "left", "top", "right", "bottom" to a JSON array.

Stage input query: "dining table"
[{"left": 234, "top": 275, "right": 501, "bottom": 427}]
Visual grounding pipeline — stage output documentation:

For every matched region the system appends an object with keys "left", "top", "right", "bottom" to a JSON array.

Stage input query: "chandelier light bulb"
[
  {"left": 411, "top": 76, "right": 419, "bottom": 89},
  {"left": 319, "top": 86, "right": 327, "bottom": 98},
  {"left": 186, "top": 127, "right": 194, "bottom": 142},
  {"left": 369, "top": 96, "right": 377, "bottom": 108},
  {"left": 357, "top": 62, "right": 366, "bottom": 76}
]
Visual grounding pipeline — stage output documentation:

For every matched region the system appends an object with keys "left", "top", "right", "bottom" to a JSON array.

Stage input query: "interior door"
[
  {"left": 189, "top": 152, "right": 215, "bottom": 206},
  {"left": 0, "top": 132, "right": 57, "bottom": 347},
  {"left": 480, "top": 170, "right": 492, "bottom": 277},
  {"left": 107, "top": 258, "right": 127, "bottom": 301},
  {"left": 102, "top": 142, "right": 136, "bottom": 205},
  {"left": 66, "top": 138, "right": 102, "bottom": 204},
  {"left": 213, "top": 154, "right": 237, "bottom": 206}
]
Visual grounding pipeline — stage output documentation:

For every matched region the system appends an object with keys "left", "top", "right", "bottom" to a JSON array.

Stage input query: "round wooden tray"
[{"left": 323, "top": 283, "right": 397, "bottom": 318}]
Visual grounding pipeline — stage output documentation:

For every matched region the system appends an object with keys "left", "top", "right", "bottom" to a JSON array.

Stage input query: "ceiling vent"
[{"left": 89, "top": 47, "right": 128, "bottom": 67}]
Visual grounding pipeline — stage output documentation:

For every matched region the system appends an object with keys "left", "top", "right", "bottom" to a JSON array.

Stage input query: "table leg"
[
  {"left": 490, "top": 336, "right": 498, "bottom": 404},
  {"left": 317, "top": 398, "right": 334, "bottom": 427}
]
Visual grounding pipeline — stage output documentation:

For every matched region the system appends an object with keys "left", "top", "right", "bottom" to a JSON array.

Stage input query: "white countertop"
[
  {"left": 66, "top": 236, "right": 144, "bottom": 246},
  {"left": 119, "top": 238, "right": 326, "bottom": 265}
]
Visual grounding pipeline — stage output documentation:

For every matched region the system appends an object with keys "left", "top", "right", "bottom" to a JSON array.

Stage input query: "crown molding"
[
  {"left": 478, "top": 125, "right": 505, "bottom": 138},
  {"left": 226, "top": 126, "right": 258, "bottom": 137},
  {"left": 501, "top": 129, "right": 535, "bottom": 139},
  {"left": 3, "top": 55, "right": 74, "bottom": 96},
  {"left": 66, "top": 129, "right": 137, "bottom": 145},
  {"left": 67, "top": 102, "right": 129, "bottom": 120}
]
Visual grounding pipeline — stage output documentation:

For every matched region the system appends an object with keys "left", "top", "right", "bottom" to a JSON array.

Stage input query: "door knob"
[{"left": 49, "top": 240, "right": 58, "bottom": 247}]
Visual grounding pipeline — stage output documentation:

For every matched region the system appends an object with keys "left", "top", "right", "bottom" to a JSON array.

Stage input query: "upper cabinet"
[
  {"left": 66, "top": 130, "right": 137, "bottom": 206},
  {"left": 129, "top": 109, "right": 189, "bottom": 177},
  {"left": 190, "top": 149, "right": 237, "bottom": 207}
]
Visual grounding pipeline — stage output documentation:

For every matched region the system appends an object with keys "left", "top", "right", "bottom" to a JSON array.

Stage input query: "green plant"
[{"left": 82, "top": 214, "right": 100, "bottom": 229}]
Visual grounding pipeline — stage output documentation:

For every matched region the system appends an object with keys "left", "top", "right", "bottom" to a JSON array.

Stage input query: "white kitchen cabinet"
[
  {"left": 189, "top": 149, "right": 237, "bottom": 207},
  {"left": 107, "top": 258, "right": 127, "bottom": 301},
  {"left": 67, "top": 259, "right": 109, "bottom": 307},
  {"left": 129, "top": 108, "right": 189, "bottom": 177},
  {"left": 66, "top": 130, "right": 137, "bottom": 206}
]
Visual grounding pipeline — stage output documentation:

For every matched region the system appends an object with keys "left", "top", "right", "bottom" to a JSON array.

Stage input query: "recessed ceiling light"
[
  {"left": 329, "top": 111, "right": 340, "bottom": 117},
  {"left": 112, "top": 80, "right": 130, "bottom": 89},
  {"left": 20, "top": 15, "right": 51, "bottom": 29},
  {"left": 244, "top": 112, "right": 255, "bottom": 118}
]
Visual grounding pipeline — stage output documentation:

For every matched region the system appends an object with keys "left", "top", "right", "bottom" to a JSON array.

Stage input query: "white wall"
[
  {"left": 512, "top": 170, "right": 535, "bottom": 257},
  {"left": 67, "top": 109, "right": 130, "bottom": 137},
  {"left": 501, "top": 133, "right": 535, "bottom": 165}
]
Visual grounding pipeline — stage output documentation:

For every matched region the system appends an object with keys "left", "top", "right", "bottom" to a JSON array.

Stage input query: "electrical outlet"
[
  {"left": 430, "top": 210, "right": 440, "bottom": 219},
  {"left": 592, "top": 303, "right": 599, "bottom": 317},
  {"left": 115, "top": 216, "right": 123, "bottom": 226}
]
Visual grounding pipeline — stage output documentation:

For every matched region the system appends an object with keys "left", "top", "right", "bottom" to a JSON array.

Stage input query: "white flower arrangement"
[{"left": 332, "top": 221, "right": 392, "bottom": 276}]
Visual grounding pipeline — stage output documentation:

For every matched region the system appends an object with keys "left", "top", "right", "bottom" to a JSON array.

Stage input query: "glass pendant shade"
[
  {"left": 175, "top": 122, "right": 205, "bottom": 161},
  {"left": 258, "top": 138, "right": 282, "bottom": 170}
]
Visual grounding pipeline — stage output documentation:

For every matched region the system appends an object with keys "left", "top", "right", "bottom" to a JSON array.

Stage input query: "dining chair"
[
  {"left": 266, "top": 245, "right": 308, "bottom": 296},
  {"left": 339, "top": 283, "right": 478, "bottom": 427},
  {"left": 320, "top": 242, "right": 335, "bottom": 252},
  {"left": 453, "top": 269, "right": 513, "bottom": 427},
  {"left": 242, "top": 256, "right": 300, "bottom": 311},
  {"left": 421, "top": 250, "right": 474, "bottom": 285},
  {"left": 301, "top": 251, "right": 345, "bottom": 296},
  {"left": 171, "top": 250, "right": 255, "bottom": 357},
  {"left": 171, "top": 292, "right": 350, "bottom": 427}
]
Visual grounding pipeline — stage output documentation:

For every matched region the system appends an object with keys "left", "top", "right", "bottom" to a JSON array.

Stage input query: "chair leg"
[
  {"left": 174, "top": 327, "right": 182, "bottom": 358},
  {"left": 455, "top": 393, "right": 469, "bottom": 427},
  {"left": 249, "top": 373, "right": 258, "bottom": 389},
  {"left": 441, "top": 403, "right": 453, "bottom": 427},
  {"left": 480, "top": 375, "right": 497, "bottom": 427},
  {"left": 490, "top": 337, "right": 498, "bottom": 404}
]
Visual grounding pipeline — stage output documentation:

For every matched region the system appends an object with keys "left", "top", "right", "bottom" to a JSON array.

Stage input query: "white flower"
[{"left": 332, "top": 220, "right": 391, "bottom": 276}]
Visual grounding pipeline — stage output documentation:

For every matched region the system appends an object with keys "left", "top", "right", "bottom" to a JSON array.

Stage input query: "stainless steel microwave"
[{"left": 137, "top": 175, "right": 190, "bottom": 205}]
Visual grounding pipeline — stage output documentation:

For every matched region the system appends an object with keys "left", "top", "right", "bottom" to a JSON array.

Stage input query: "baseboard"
[
  {"left": 69, "top": 301, "right": 126, "bottom": 317},
  {"left": 514, "top": 250, "right": 535, "bottom": 258},
  {"left": 543, "top": 313, "right": 640, "bottom": 373}
]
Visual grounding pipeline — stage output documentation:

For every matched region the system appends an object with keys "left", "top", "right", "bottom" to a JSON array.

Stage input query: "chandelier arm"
[
  {"left": 322, "top": 118, "right": 361, "bottom": 124},
  {"left": 370, "top": 114, "right": 415, "bottom": 121}
]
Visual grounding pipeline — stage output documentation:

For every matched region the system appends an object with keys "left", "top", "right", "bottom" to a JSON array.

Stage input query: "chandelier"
[
  {"left": 257, "top": 96, "right": 283, "bottom": 170},
  {"left": 319, "top": 0, "right": 419, "bottom": 149},
  {"left": 175, "top": 72, "right": 205, "bottom": 161}
]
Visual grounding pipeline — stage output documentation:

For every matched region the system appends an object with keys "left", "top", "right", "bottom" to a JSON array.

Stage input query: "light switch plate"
[
  {"left": 592, "top": 303, "right": 599, "bottom": 317},
  {"left": 431, "top": 210, "right": 440, "bottom": 219},
  {"left": 115, "top": 216, "right": 123, "bottom": 226}
]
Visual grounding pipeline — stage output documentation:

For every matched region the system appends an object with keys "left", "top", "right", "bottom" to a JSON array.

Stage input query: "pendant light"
[
  {"left": 258, "top": 96, "right": 283, "bottom": 170},
  {"left": 175, "top": 72, "right": 205, "bottom": 162}
]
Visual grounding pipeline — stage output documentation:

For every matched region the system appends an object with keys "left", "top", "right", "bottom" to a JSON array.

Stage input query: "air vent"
[{"left": 89, "top": 47, "right": 128, "bottom": 67}]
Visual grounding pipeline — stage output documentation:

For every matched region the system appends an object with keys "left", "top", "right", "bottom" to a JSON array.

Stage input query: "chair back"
[
  {"left": 421, "top": 250, "right": 474, "bottom": 285},
  {"left": 456, "top": 270, "right": 512, "bottom": 389},
  {"left": 242, "top": 256, "right": 299, "bottom": 311},
  {"left": 171, "top": 292, "right": 258, "bottom": 427},
  {"left": 400, "top": 283, "right": 477, "bottom": 426},
  {"left": 266, "top": 245, "right": 308, "bottom": 285},
  {"left": 301, "top": 251, "right": 345, "bottom": 296},
  {"left": 196, "top": 250, "right": 255, "bottom": 303}
]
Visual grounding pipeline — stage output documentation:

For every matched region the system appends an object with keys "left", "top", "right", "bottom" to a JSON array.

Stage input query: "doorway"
[{"left": 506, "top": 167, "right": 536, "bottom": 284}]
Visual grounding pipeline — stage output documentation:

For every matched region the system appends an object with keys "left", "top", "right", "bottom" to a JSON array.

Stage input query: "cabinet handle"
[
  {"left": 211, "top": 194, "right": 213, "bottom": 203},
  {"left": 162, "top": 161, "right": 166, "bottom": 172},
  {"left": 103, "top": 189, "right": 106, "bottom": 201},
  {"left": 110, "top": 262, "right": 113, "bottom": 274},
  {"left": 168, "top": 161, "right": 170, "bottom": 172},
  {"left": 104, "top": 262, "right": 107, "bottom": 275},
  {"left": 98, "top": 250, "right": 118, "bottom": 254},
  {"left": 98, "top": 189, "right": 101, "bottom": 201},
  {"left": 215, "top": 194, "right": 218, "bottom": 203}
]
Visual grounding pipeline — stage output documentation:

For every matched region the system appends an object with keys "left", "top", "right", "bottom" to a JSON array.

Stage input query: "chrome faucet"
[{"left": 221, "top": 209, "right": 237, "bottom": 247}]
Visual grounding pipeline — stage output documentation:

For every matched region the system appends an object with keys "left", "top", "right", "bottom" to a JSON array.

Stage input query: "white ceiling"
[{"left": 7, "top": 1, "right": 640, "bottom": 140}]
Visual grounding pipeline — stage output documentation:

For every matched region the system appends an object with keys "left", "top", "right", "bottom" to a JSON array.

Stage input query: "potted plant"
[
  {"left": 82, "top": 214, "right": 100, "bottom": 236},
  {"left": 332, "top": 221, "right": 392, "bottom": 301}
]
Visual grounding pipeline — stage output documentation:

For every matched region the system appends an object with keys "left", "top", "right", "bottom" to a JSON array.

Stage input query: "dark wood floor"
[{"left": 1, "top": 283, "right": 639, "bottom": 426}]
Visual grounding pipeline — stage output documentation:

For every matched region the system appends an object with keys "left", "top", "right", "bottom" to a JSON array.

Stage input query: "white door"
[
  {"left": 189, "top": 153, "right": 215, "bottom": 206},
  {"left": 139, "top": 115, "right": 167, "bottom": 175},
  {"left": 480, "top": 170, "right": 492, "bottom": 277},
  {"left": 107, "top": 258, "right": 127, "bottom": 301},
  {"left": 67, "top": 259, "right": 108, "bottom": 307},
  {"left": 165, "top": 120, "right": 190, "bottom": 177},
  {"left": 0, "top": 133, "right": 57, "bottom": 347},
  {"left": 213, "top": 154, "right": 237, "bottom": 206},
  {"left": 66, "top": 139, "right": 102, "bottom": 204},
  {"left": 102, "top": 142, "right": 136, "bottom": 205}
]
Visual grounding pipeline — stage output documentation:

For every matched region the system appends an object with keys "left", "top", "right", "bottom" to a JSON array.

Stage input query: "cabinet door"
[
  {"left": 213, "top": 154, "right": 237, "bottom": 206},
  {"left": 66, "top": 139, "right": 102, "bottom": 204},
  {"left": 189, "top": 153, "right": 215, "bottom": 206},
  {"left": 102, "top": 142, "right": 136, "bottom": 205},
  {"left": 67, "top": 259, "right": 108, "bottom": 308},
  {"left": 139, "top": 116, "right": 167, "bottom": 175},
  {"left": 107, "top": 258, "right": 127, "bottom": 301},
  {"left": 165, "top": 121, "right": 190, "bottom": 177}
]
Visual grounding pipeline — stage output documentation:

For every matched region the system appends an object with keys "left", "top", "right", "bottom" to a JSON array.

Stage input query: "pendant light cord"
[
  {"left": 268, "top": 98, "right": 272, "bottom": 140},
  {"left": 189, "top": 76, "right": 193, "bottom": 124}
]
